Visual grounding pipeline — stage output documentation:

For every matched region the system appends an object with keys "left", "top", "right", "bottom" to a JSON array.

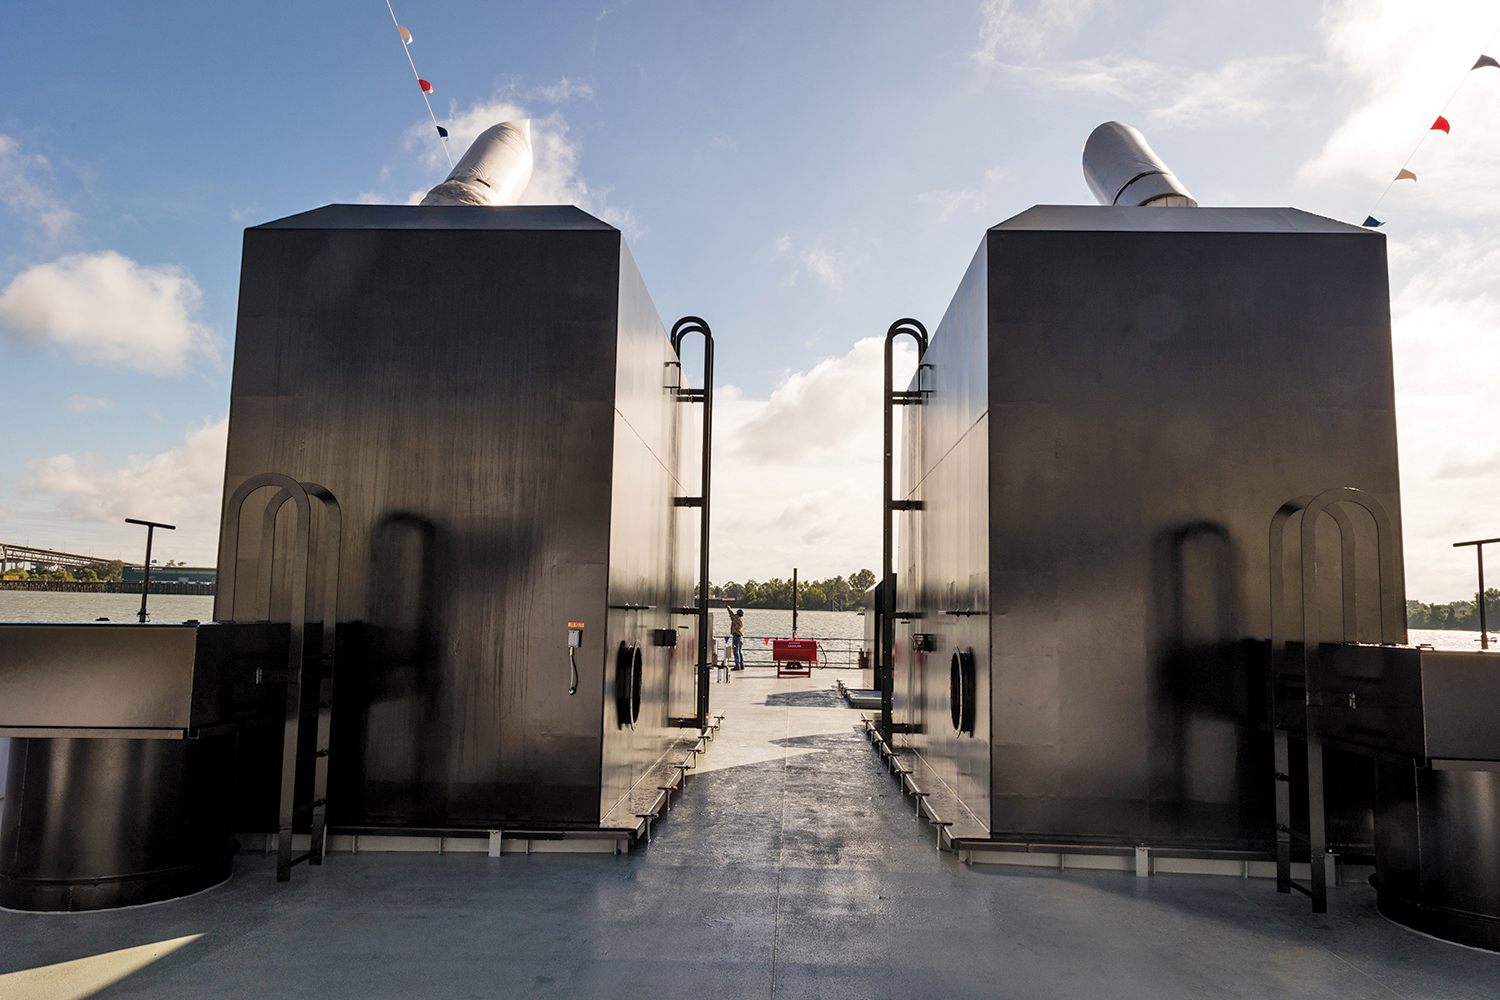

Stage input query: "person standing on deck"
[{"left": 729, "top": 608, "right": 745, "bottom": 670}]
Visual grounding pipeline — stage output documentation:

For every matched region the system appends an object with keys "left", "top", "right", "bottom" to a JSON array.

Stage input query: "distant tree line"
[
  {"left": 1408, "top": 590, "right": 1500, "bottom": 630},
  {"left": 703, "top": 570, "right": 877, "bottom": 611},
  {"left": 1, "top": 560, "right": 125, "bottom": 583}
]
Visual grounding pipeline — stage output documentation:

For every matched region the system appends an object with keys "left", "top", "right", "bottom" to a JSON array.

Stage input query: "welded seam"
[{"left": 903, "top": 409, "right": 988, "bottom": 499}]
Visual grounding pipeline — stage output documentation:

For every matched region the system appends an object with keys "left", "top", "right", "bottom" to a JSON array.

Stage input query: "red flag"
[
  {"left": 1432, "top": 115, "right": 1451, "bottom": 134},
  {"left": 419, "top": 79, "right": 433, "bottom": 94}
]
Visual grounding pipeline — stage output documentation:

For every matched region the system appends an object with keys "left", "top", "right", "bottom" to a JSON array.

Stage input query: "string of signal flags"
[
  {"left": 1363, "top": 40, "right": 1500, "bottom": 229},
  {"left": 384, "top": 0, "right": 452, "bottom": 168},
  {"left": 375, "top": 8, "right": 1492, "bottom": 228}
]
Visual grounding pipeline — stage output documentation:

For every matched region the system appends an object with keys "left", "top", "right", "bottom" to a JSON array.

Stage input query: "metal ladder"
[
  {"left": 221, "top": 473, "right": 343, "bottom": 882},
  {"left": 1267, "top": 487, "right": 1398, "bottom": 912}
]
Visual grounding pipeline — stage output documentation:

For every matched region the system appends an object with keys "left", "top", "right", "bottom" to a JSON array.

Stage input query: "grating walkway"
[{"left": 1, "top": 666, "right": 1497, "bottom": 999}]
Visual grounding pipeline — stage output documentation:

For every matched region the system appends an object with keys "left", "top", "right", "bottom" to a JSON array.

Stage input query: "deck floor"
[{"left": 2, "top": 666, "right": 1497, "bottom": 999}]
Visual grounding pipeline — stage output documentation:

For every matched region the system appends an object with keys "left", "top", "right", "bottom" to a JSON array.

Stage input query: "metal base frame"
[
  {"left": 1374, "top": 876, "right": 1500, "bottom": 953},
  {"left": 0, "top": 844, "right": 235, "bottom": 913}
]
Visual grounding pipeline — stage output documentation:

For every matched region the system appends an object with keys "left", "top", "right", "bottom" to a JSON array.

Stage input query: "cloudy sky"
[{"left": 2, "top": 1, "right": 1499, "bottom": 600}]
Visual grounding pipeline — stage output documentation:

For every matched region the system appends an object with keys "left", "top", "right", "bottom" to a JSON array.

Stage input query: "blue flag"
[
  {"left": 1363, "top": 216, "right": 1384, "bottom": 228},
  {"left": 436, "top": 126, "right": 448, "bottom": 139}
]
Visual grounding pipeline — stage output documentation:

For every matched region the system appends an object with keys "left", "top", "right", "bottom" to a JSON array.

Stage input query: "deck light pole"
[
  {"left": 125, "top": 517, "right": 175, "bottom": 623},
  {"left": 1453, "top": 536, "right": 1500, "bottom": 649},
  {"left": 792, "top": 568, "right": 798, "bottom": 637},
  {"left": 881, "top": 318, "right": 928, "bottom": 739}
]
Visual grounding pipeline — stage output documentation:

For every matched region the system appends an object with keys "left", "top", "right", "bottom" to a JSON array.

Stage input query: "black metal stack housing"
[
  {"left": 893, "top": 206, "right": 1403, "bottom": 857},
  {"left": 220, "top": 204, "right": 700, "bottom": 837}
]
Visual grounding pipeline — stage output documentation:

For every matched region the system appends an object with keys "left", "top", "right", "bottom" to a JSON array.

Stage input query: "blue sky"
[{"left": 2, "top": 1, "right": 1500, "bottom": 600}]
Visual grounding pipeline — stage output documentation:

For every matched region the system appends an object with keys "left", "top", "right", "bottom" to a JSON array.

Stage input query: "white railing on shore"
[{"left": 710, "top": 634, "right": 865, "bottom": 668}]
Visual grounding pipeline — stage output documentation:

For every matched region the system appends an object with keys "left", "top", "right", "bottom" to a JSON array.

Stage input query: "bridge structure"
[{"left": 0, "top": 543, "right": 137, "bottom": 574}]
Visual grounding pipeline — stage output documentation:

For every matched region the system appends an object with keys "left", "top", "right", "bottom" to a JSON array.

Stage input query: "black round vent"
[
  {"left": 950, "top": 649, "right": 976, "bottom": 735},
  {"left": 616, "top": 643, "right": 643, "bottom": 728}
]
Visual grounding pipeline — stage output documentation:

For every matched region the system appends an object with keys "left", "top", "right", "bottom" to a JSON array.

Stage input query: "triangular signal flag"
[
  {"left": 1363, "top": 216, "right": 1384, "bottom": 228},
  {"left": 397, "top": 25, "right": 412, "bottom": 44},
  {"left": 1433, "top": 115, "right": 1451, "bottom": 133},
  {"left": 436, "top": 125, "right": 449, "bottom": 139},
  {"left": 1475, "top": 55, "right": 1499, "bottom": 70},
  {"left": 419, "top": 79, "right": 433, "bottom": 94},
  {"left": 1395, "top": 168, "right": 1417, "bottom": 182}
]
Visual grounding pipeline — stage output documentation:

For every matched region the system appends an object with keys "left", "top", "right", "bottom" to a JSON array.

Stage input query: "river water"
[
  {"left": 1406, "top": 627, "right": 1499, "bottom": 651},
  {"left": 0, "top": 591, "right": 216, "bottom": 623},
  {"left": 1, "top": 593, "right": 1485, "bottom": 654}
]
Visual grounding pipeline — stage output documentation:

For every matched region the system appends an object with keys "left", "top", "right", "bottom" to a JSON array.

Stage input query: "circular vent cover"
[
  {"left": 616, "top": 643, "right": 643, "bottom": 728},
  {"left": 950, "top": 648, "right": 976, "bottom": 735}
]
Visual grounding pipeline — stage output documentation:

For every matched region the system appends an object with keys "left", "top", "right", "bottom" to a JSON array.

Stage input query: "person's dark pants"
[{"left": 732, "top": 635, "right": 744, "bottom": 669}]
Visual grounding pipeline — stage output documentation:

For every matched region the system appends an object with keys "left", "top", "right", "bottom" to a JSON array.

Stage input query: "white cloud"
[
  {"left": 772, "top": 235, "right": 863, "bottom": 289},
  {"left": 975, "top": 0, "right": 1098, "bottom": 62},
  {"left": 20, "top": 416, "right": 228, "bottom": 565},
  {"left": 711, "top": 338, "right": 917, "bottom": 581},
  {"left": 919, "top": 166, "right": 1008, "bottom": 223},
  {"left": 994, "top": 54, "right": 1314, "bottom": 130},
  {"left": 1300, "top": 1, "right": 1500, "bottom": 215},
  {"left": 1284, "top": 2, "right": 1500, "bottom": 600},
  {"left": 407, "top": 98, "right": 642, "bottom": 238},
  {"left": 0, "top": 134, "right": 75, "bottom": 240},
  {"left": 1380, "top": 233, "right": 1500, "bottom": 600},
  {"left": 533, "top": 78, "right": 594, "bottom": 103},
  {"left": 0, "top": 251, "right": 217, "bottom": 374},
  {"left": 65, "top": 396, "right": 115, "bottom": 413}
]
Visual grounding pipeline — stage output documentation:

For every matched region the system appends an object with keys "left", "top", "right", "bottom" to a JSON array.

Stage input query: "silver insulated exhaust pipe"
[
  {"left": 1082, "top": 122, "right": 1197, "bottom": 207},
  {"left": 421, "top": 119, "right": 534, "bottom": 207}
]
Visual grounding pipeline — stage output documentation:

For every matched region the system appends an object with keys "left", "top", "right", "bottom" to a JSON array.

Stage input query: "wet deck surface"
[{"left": 3, "top": 666, "right": 1497, "bottom": 998}]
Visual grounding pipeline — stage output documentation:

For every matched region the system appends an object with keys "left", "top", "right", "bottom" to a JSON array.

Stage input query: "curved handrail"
[
  {"left": 671, "top": 316, "right": 713, "bottom": 728},
  {"left": 222, "top": 474, "right": 311, "bottom": 627},
  {"left": 1266, "top": 485, "right": 1399, "bottom": 914},
  {"left": 881, "top": 317, "right": 928, "bottom": 739},
  {"left": 1268, "top": 497, "right": 1360, "bottom": 660},
  {"left": 256, "top": 488, "right": 294, "bottom": 621},
  {"left": 1298, "top": 487, "right": 1400, "bottom": 650},
  {"left": 216, "top": 472, "right": 342, "bottom": 881}
]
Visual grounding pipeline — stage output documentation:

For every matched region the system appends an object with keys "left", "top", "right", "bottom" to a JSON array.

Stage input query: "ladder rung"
[{"left": 292, "top": 799, "right": 327, "bottom": 816}]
